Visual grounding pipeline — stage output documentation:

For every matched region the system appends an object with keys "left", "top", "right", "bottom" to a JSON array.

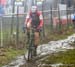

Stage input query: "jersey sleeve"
[
  {"left": 39, "top": 12, "right": 44, "bottom": 27},
  {"left": 25, "top": 12, "right": 31, "bottom": 27}
]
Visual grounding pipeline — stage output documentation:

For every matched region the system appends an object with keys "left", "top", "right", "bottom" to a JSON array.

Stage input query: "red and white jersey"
[{"left": 25, "top": 11, "right": 43, "bottom": 28}]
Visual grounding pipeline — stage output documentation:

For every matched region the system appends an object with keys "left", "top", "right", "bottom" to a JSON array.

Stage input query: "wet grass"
[
  {"left": 41, "top": 26, "right": 75, "bottom": 44},
  {"left": 0, "top": 25, "right": 75, "bottom": 66},
  {"left": 0, "top": 48, "right": 25, "bottom": 66},
  {"left": 41, "top": 47, "right": 75, "bottom": 67},
  {"left": 38, "top": 25, "right": 75, "bottom": 67},
  {"left": 41, "top": 49, "right": 75, "bottom": 64}
]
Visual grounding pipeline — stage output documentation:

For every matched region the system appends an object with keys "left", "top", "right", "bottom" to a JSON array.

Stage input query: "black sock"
[{"left": 34, "top": 45, "right": 37, "bottom": 56}]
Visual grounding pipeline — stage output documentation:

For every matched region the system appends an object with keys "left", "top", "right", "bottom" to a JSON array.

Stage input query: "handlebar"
[{"left": 30, "top": 27, "right": 37, "bottom": 31}]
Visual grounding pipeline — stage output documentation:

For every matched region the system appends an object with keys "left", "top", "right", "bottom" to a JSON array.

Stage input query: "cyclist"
[{"left": 25, "top": 5, "right": 43, "bottom": 56}]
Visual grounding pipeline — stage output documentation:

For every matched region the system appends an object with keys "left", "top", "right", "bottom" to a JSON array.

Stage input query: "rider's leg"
[
  {"left": 34, "top": 32, "right": 40, "bottom": 56},
  {"left": 27, "top": 29, "right": 30, "bottom": 44},
  {"left": 34, "top": 32, "right": 40, "bottom": 46}
]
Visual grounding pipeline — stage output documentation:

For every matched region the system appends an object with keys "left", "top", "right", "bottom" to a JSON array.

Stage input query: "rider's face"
[{"left": 31, "top": 8, "right": 37, "bottom": 13}]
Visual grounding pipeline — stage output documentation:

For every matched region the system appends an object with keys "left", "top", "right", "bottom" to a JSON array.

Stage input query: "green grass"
[
  {"left": 41, "top": 49, "right": 75, "bottom": 64},
  {"left": 39, "top": 25, "right": 75, "bottom": 67},
  {"left": 0, "top": 48, "right": 25, "bottom": 66},
  {"left": 41, "top": 27, "right": 75, "bottom": 44},
  {"left": 0, "top": 25, "right": 75, "bottom": 67},
  {"left": 41, "top": 49, "right": 75, "bottom": 67}
]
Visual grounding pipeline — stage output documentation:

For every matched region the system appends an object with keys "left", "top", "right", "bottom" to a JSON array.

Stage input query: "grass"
[
  {"left": 0, "top": 24, "right": 75, "bottom": 66},
  {"left": 0, "top": 48, "right": 25, "bottom": 67},
  {"left": 41, "top": 26, "right": 75, "bottom": 44},
  {"left": 41, "top": 49, "right": 75, "bottom": 67},
  {"left": 0, "top": 29, "right": 26, "bottom": 66},
  {"left": 38, "top": 25, "right": 75, "bottom": 67}
]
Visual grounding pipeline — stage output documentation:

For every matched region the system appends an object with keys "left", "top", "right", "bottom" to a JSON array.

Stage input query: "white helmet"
[{"left": 31, "top": 6, "right": 37, "bottom": 13}]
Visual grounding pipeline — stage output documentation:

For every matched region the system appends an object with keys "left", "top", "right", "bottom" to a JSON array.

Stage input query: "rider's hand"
[{"left": 37, "top": 26, "right": 42, "bottom": 32}]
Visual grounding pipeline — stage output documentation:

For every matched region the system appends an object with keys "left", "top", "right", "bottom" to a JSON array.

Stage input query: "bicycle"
[{"left": 27, "top": 27, "right": 37, "bottom": 61}]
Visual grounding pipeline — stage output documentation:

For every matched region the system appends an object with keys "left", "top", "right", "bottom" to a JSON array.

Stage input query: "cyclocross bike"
[{"left": 27, "top": 27, "right": 37, "bottom": 61}]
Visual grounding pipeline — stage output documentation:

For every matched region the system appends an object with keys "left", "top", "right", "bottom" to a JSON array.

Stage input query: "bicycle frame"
[{"left": 28, "top": 27, "right": 36, "bottom": 61}]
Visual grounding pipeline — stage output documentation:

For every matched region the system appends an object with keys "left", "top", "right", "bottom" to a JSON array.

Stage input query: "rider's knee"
[{"left": 34, "top": 32, "right": 40, "bottom": 38}]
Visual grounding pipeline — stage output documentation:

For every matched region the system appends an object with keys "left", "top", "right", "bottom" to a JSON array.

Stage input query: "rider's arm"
[
  {"left": 37, "top": 12, "right": 43, "bottom": 29},
  {"left": 25, "top": 13, "right": 30, "bottom": 26},
  {"left": 25, "top": 12, "right": 31, "bottom": 28},
  {"left": 23, "top": 13, "right": 30, "bottom": 33}
]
